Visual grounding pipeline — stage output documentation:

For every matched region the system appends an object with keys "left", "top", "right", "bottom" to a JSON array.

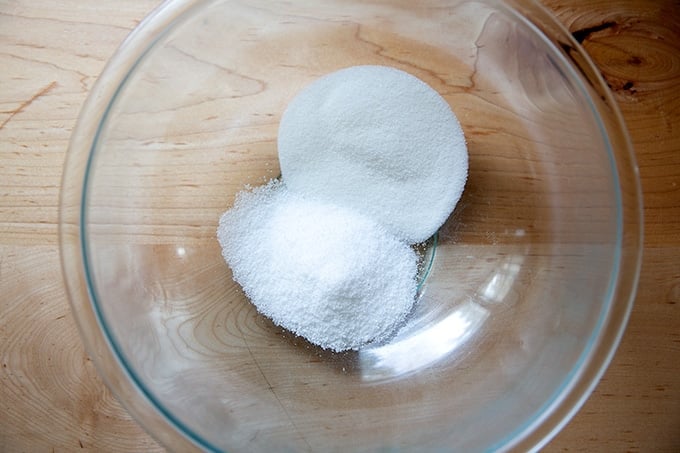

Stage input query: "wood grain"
[
  {"left": 1, "top": 0, "right": 678, "bottom": 451},
  {"left": 540, "top": 1, "right": 680, "bottom": 450},
  {"left": 1, "top": 2, "right": 167, "bottom": 450}
]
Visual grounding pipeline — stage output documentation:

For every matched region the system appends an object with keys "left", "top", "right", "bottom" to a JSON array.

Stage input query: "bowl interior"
[{"left": 71, "top": 0, "right": 635, "bottom": 451}]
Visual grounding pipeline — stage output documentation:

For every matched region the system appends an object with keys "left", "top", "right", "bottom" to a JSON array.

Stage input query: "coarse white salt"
[{"left": 217, "top": 180, "right": 418, "bottom": 352}]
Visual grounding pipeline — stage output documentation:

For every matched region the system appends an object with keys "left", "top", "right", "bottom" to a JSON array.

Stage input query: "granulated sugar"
[
  {"left": 217, "top": 65, "right": 467, "bottom": 351},
  {"left": 278, "top": 65, "right": 467, "bottom": 244},
  {"left": 217, "top": 180, "right": 418, "bottom": 352}
]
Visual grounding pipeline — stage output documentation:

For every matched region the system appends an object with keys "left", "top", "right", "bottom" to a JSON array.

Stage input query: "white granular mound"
[
  {"left": 278, "top": 65, "right": 468, "bottom": 244},
  {"left": 217, "top": 180, "right": 418, "bottom": 352}
]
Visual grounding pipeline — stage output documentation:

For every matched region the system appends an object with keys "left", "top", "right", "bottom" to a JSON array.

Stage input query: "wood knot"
[
  {"left": 572, "top": 21, "right": 617, "bottom": 44},
  {"left": 604, "top": 77, "right": 638, "bottom": 95},
  {"left": 627, "top": 56, "right": 643, "bottom": 66}
]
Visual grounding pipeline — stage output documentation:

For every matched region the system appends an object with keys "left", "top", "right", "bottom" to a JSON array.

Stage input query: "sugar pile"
[
  {"left": 218, "top": 180, "right": 417, "bottom": 352},
  {"left": 217, "top": 65, "right": 468, "bottom": 352},
  {"left": 278, "top": 65, "right": 468, "bottom": 244}
]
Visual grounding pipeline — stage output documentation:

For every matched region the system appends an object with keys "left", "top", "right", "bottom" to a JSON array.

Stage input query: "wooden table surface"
[{"left": 1, "top": 0, "right": 678, "bottom": 451}]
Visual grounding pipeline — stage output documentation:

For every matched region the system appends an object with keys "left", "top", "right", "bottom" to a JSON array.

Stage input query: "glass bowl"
[{"left": 59, "top": 0, "right": 643, "bottom": 451}]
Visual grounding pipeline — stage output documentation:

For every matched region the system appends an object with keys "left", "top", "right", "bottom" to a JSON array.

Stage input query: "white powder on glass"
[
  {"left": 278, "top": 65, "right": 468, "bottom": 244},
  {"left": 217, "top": 180, "right": 418, "bottom": 352},
  {"left": 217, "top": 65, "right": 468, "bottom": 352}
]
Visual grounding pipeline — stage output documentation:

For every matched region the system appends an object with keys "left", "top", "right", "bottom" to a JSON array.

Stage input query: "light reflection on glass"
[
  {"left": 176, "top": 246, "right": 187, "bottom": 258},
  {"left": 359, "top": 300, "right": 489, "bottom": 381},
  {"left": 480, "top": 255, "right": 524, "bottom": 304},
  {"left": 141, "top": 303, "right": 196, "bottom": 380}
]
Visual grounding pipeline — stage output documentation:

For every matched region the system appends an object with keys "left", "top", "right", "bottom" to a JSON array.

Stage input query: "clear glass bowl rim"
[{"left": 59, "top": 0, "right": 644, "bottom": 451}]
